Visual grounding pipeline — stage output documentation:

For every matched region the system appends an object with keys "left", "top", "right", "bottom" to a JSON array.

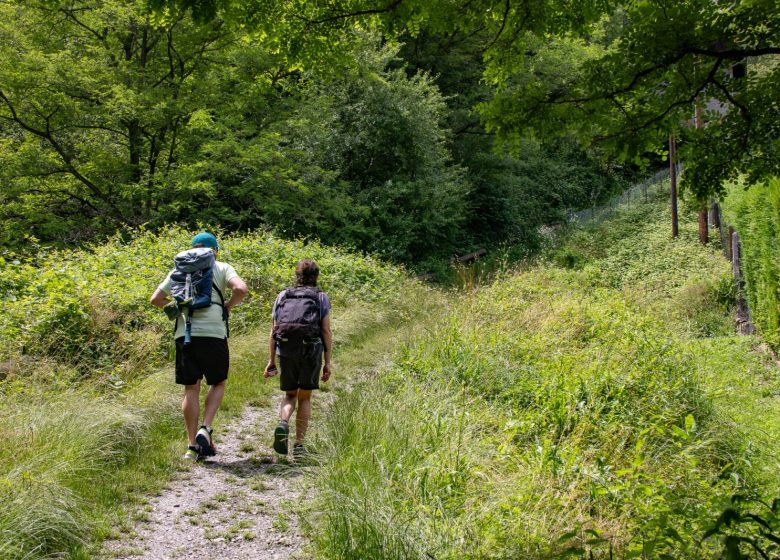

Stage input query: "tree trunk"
[{"left": 128, "top": 120, "right": 143, "bottom": 183}]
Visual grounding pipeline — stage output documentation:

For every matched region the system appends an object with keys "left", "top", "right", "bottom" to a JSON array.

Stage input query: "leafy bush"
[
  {"left": 0, "top": 227, "right": 407, "bottom": 382},
  {"left": 292, "top": 43, "right": 470, "bottom": 262}
]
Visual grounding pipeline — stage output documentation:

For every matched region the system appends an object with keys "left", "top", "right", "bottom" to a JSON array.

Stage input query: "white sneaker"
[
  {"left": 183, "top": 446, "right": 200, "bottom": 461},
  {"left": 195, "top": 426, "right": 216, "bottom": 457}
]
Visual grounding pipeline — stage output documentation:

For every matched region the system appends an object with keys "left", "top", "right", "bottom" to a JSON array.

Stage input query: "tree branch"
[
  {"left": 294, "top": 0, "right": 404, "bottom": 26},
  {"left": 0, "top": 88, "right": 129, "bottom": 224},
  {"left": 595, "top": 59, "right": 724, "bottom": 141},
  {"left": 58, "top": 6, "right": 109, "bottom": 47},
  {"left": 484, "top": 0, "right": 511, "bottom": 52}
]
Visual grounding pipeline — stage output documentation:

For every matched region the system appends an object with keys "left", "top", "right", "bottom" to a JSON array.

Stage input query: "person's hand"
[
  {"left": 322, "top": 363, "right": 332, "bottom": 382},
  {"left": 264, "top": 362, "right": 278, "bottom": 378},
  {"left": 162, "top": 301, "right": 180, "bottom": 321}
]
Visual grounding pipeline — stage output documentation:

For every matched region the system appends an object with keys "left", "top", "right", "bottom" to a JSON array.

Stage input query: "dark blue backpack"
[{"left": 170, "top": 248, "right": 226, "bottom": 344}]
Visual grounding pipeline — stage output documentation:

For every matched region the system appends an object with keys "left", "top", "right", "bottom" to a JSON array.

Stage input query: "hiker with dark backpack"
[
  {"left": 150, "top": 232, "right": 248, "bottom": 461},
  {"left": 264, "top": 259, "right": 332, "bottom": 458}
]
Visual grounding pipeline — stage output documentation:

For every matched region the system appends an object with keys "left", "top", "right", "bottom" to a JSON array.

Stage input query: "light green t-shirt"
[{"left": 158, "top": 261, "right": 239, "bottom": 339}]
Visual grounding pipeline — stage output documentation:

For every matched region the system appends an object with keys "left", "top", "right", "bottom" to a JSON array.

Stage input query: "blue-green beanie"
[{"left": 191, "top": 232, "right": 219, "bottom": 249}]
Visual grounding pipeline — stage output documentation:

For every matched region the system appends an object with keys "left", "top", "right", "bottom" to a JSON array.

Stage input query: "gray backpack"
[{"left": 273, "top": 287, "right": 321, "bottom": 355}]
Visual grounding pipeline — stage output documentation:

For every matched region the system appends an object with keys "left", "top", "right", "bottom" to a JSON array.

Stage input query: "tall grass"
[
  {"left": 0, "top": 370, "right": 178, "bottom": 558},
  {"left": 307, "top": 186, "right": 780, "bottom": 559}
]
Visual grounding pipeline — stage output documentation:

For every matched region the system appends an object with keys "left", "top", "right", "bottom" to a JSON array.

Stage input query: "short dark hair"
[{"left": 295, "top": 259, "right": 320, "bottom": 287}]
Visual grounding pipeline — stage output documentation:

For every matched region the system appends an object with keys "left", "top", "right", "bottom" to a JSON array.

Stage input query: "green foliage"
[
  {"left": 284, "top": 42, "right": 470, "bottom": 262},
  {"left": 479, "top": 1, "right": 780, "bottom": 203},
  {"left": 0, "top": 227, "right": 407, "bottom": 384},
  {"left": 0, "top": 3, "right": 460, "bottom": 263},
  {"left": 463, "top": 141, "right": 629, "bottom": 250},
  {"left": 702, "top": 495, "right": 780, "bottom": 560},
  {"left": 722, "top": 178, "right": 780, "bottom": 348},
  {"left": 0, "top": 0, "right": 240, "bottom": 242},
  {"left": 146, "top": 0, "right": 780, "bottom": 203},
  {"left": 308, "top": 183, "right": 779, "bottom": 559}
]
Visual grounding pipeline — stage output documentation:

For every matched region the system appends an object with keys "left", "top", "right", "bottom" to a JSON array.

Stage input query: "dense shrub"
[{"left": 722, "top": 178, "right": 780, "bottom": 347}]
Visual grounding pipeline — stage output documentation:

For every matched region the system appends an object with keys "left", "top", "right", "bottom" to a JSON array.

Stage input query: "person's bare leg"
[
  {"left": 280, "top": 389, "right": 298, "bottom": 423},
  {"left": 295, "top": 390, "right": 313, "bottom": 444},
  {"left": 203, "top": 380, "right": 226, "bottom": 429},
  {"left": 182, "top": 381, "right": 201, "bottom": 445}
]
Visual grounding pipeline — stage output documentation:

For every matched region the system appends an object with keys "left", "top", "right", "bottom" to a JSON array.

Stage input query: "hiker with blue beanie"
[{"left": 150, "top": 232, "right": 248, "bottom": 460}]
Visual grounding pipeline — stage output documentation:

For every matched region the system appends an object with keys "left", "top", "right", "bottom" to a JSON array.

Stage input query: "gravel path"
[{"left": 103, "top": 404, "right": 310, "bottom": 559}]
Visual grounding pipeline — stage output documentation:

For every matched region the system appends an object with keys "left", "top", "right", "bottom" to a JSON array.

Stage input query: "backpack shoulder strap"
[
  {"left": 212, "top": 282, "right": 229, "bottom": 338},
  {"left": 213, "top": 283, "right": 225, "bottom": 306}
]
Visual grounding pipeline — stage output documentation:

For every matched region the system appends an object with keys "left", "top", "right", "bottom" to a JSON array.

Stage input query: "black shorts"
[
  {"left": 279, "top": 351, "right": 322, "bottom": 392},
  {"left": 175, "top": 337, "right": 229, "bottom": 386}
]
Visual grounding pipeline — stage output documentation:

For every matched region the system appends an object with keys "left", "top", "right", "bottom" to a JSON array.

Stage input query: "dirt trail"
[
  {"left": 103, "top": 404, "right": 310, "bottom": 559},
  {"left": 101, "top": 306, "right": 420, "bottom": 560}
]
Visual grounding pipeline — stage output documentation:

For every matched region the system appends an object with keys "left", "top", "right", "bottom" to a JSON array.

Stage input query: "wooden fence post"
[
  {"left": 732, "top": 231, "right": 755, "bottom": 335},
  {"left": 669, "top": 135, "right": 679, "bottom": 239},
  {"left": 710, "top": 201, "right": 721, "bottom": 229},
  {"left": 710, "top": 201, "right": 723, "bottom": 249},
  {"left": 699, "top": 208, "right": 709, "bottom": 244},
  {"left": 726, "top": 225, "right": 734, "bottom": 261}
]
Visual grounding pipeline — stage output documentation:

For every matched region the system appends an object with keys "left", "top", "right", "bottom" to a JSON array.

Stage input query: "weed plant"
[{"left": 309, "top": 186, "right": 780, "bottom": 559}]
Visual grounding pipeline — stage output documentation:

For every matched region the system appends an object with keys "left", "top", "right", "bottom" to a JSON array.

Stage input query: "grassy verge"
[
  {"left": 0, "top": 327, "right": 272, "bottom": 559},
  {"left": 307, "top": 187, "right": 780, "bottom": 559}
]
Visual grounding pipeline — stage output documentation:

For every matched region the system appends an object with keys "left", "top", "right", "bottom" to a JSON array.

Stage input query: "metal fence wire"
[{"left": 568, "top": 166, "right": 681, "bottom": 225}]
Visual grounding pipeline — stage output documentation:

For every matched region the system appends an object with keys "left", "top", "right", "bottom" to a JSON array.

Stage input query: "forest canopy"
[
  {"left": 154, "top": 0, "right": 780, "bottom": 202},
  {"left": 16, "top": 0, "right": 780, "bottom": 260}
]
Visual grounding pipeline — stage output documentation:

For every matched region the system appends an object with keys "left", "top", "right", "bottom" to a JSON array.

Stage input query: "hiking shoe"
[
  {"left": 292, "top": 443, "right": 307, "bottom": 459},
  {"left": 183, "top": 445, "right": 200, "bottom": 461},
  {"left": 195, "top": 426, "right": 216, "bottom": 457},
  {"left": 273, "top": 422, "right": 289, "bottom": 455}
]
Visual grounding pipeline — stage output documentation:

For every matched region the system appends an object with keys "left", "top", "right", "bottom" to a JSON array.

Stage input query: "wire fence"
[
  {"left": 568, "top": 166, "right": 681, "bottom": 225},
  {"left": 567, "top": 164, "right": 756, "bottom": 336}
]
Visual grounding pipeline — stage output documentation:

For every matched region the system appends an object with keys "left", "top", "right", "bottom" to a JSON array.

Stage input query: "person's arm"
[
  {"left": 225, "top": 276, "right": 248, "bottom": 314},
  {"left": 321, "top": 314, "right": 332, "bottom": 382},
  {"left": 150, "top": 288, "right": 171, "bottom": 308},
  {"left": 264, "top": 322, "right": 278, "bottom": 377}
]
